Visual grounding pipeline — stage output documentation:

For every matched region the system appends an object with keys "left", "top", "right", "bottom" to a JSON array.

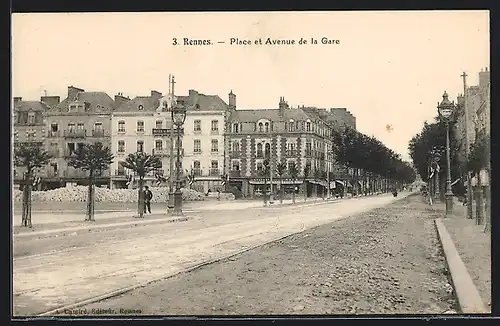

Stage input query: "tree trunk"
[
  {"left": 22, "top": 171, "right": 33, "bottom": 227},
  {"left": 292, "top": 180, "right": 296, "bottom": 204},
  {"left": 484, "top": 179, "right": 491, "bottom": 232},
  {"left": 138, "top": 177, "right": 145, "bottom": 218},
  {"left": 475, "top": 172, "right": 484, "bottom": 225},
  {"left": 21, "top": 174, "right": 28, "bottom": 227},
  {"left": 27, "top": 180, "right": 33, "bottom": 227},
  {"left": 86, "top": 171, "right": 95, "bottom": 221},
  {"left": 279, "top": 180, "right": 283, "bottom": 204},
  {"left": 303, "top": 181, "right": 307, "bottom": 202}
]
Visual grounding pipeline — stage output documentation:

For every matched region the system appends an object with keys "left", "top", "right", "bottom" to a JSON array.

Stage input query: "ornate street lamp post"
[
  {"left": 437, "top": 91, "right": 455, "bottom": 215},
  {"left": 171, "top": 102, "right": 187, "bottom": 216}
]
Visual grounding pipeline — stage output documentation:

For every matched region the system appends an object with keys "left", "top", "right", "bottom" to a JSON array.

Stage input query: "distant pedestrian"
[
  {"left": 144, "top": 186, "right": 153, "bottom": 214},
  {"left": 217, "top": 189, "right": 221, "bottom": 201}
]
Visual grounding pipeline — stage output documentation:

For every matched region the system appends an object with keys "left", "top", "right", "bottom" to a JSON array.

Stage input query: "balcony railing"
[
  {"left": 209, "top": 168, "right": 220, "bottom": 176},
  {"left": 63, "top": 170, "right": 89, "bottom": 178},
  {"left": 152, "top": 148, "right": 171, "bottom": 156},
  {"left": 152, "top": 128, "right": 184, "bottom": 136},
  {"left": 47, "top": 131, "right": 60, "bottom": 138},
  {"left": 229, "top": 170, "right": 241, "bottom": 178},
  {"left": 229, "top": 150, "right": 242, "bottom": 158},
  {"left": 114, "top": 169, "right": 127, "bottom": 176},
  {"left": 285, "top": 149, "right": 298, "bottom": 156},
  {"left": 64, "top": 129, "right": 87, "bottom": 138},
  {"left": 91, "top": 129, "right": 109, "bottom": 137}
]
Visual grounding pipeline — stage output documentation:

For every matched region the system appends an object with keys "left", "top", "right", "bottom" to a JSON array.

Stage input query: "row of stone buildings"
[
  {"left": 453, "top": 67, "right": 490, "bottom": 184},
  {"left": 13, "top": 82, "right": 357, "bottom": 197}
]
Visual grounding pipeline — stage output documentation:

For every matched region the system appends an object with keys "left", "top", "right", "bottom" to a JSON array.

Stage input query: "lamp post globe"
[
  {"left": 171, "top": 102, "right": 187, "bottom": 216},
  {"left": 437, "top": 91, "right": 456, "bottom": 216}
]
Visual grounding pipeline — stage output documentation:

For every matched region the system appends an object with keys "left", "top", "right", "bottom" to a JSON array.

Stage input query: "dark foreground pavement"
[{"left": 80, "top": 194, "right": 457, "bottom": 315}]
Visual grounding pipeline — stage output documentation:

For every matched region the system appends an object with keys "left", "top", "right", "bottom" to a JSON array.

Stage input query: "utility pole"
[
  {"left": 461, "top": 72, "right": 473, "bottom": 219},
  {"left": 168, "top": 74, "right": 176, "bottom": 210}
]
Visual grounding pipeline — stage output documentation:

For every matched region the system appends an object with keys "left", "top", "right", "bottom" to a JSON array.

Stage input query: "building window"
[
  {"left": 194, "top": 120, "right": 201, "bottom": 132},
  {"left": 211, "top": 139, "right": 218, "bottom": 152},
  {"left": 27, "top": 112, "right": 36, "bottom": 125},
  {"left": 118, "top": 140, "right": 125, "bottom": 152},
  {"left": 265, "top": 143, "right": 271, "bottom": 158},
  {"left": 193, "top": 160, "right": 201, "bottom": 169},
  {"left": 306, "top": 122, "right": 311, "bottom": 131},
  {"left": 138, "top": 105, "right": 144, "bottom": 111},
  {"left": 211, "top": 160, "right": 219, "bottom": 174},
  {"left": 156, "top": 120, "right": 163, "bottom": 129},
  {"left": 68, "top": 122, "right": 75, "bottom": 131},
  {"left": 256, "top": 143, "right": 263, "bottom": 158},
  {"left": 77, "top": 122, "right": 84, "bottom": 130},
  {"left": 232, "top": 140, "right": 240, "bottom": 152},
  {"left": 232, "top": 160, "right": 240, "bottom": 171},
  {"left": 257, "top": 162, "right": 263, "bottom": 171},
  {"left": 258, "top": 122, "right": 263, "bottom": 132},
  {"left": 155, "top": 139, "right": 163, "bottom": 150},
  {"left": 211, "top": 120, "right": 219, "bottom": 132},
  {"left": 233, "top": 123, "right": 239, "bottom": 133},
  {"left": 117, "top": 161, "right": 125, "bottom": 174},
  {"left": 94, "top": 122, "right": 103, "bottom": 132},
  {"left": 50, "top": 123, "right": 58, "bottom": 133},
  {"left": 265, "top": 122, "right": 269, "bottom": 133},
  {"left": 137, "top": 120, "right": 144, "bottom": 132},
  {"left": 26, "top": 130, "right": 35, "bottom": 142},
  {"left": 118, "top": 121, "right": 125, "bottom": 133},
  {"left": 288, "top": 161, "right": 296, "bottom": 172},
  {"left": 289, "top": 120, "right": 295, "bottom": 132},
  {"left": 194, "top": 139, "right": 201, "bottom": 153},
  {"left": 137, "top": 140, "right": 144, "bottom": 152}
]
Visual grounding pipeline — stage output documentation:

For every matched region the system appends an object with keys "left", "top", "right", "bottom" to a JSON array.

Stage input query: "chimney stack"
[
  {"left": 41, "top": 95, "right": 61, "bottom": 107},
  {"left": 115, "top": 93, "right": 131, "bottom": 108},
  {"left": 68, "top": 85, "right": 85, "bottom": 100},
  {"left": 151, "top": 90, "right": 162, "bottom": 99},
  {"left": 228, "top": 90, "right": 236, "bottom": 109}
]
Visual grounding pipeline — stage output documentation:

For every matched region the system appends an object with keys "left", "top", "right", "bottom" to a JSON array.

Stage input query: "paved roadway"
[{"left": 13, "top": 193, "right": 409, "bottom": 315}]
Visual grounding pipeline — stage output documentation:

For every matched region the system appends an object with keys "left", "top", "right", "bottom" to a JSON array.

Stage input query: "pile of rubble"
[{"left": 12, "top": 186, "right": 208, "bottom": 202}]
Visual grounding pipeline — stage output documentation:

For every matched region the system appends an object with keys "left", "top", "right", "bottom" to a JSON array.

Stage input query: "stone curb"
[
  {"left": 434, "top": 218, "right": 488, "bottom": 313},
  {"left": 13, "top": 215, "right": 191, "bottom": 239}
]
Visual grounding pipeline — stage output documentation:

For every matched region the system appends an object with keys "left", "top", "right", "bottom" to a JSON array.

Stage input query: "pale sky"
[{"left": 12, "top": 11, "right": 490, "bottom": 161}]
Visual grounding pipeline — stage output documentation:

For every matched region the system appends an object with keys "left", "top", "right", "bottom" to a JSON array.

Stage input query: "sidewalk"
[{"left": 13, "top": 214, "right": 190, "bottom": 238}]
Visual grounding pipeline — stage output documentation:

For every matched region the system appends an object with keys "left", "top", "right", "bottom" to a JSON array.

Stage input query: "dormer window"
[
  {"left": 27, "top": 111, "right": 36, "bottom": 125},
  {"left": 306, "top": 122, "right": 311, "bottom": 131},
  {"left": 289, "top": 120, "right": 295, "bottom": 132},
  {"left": 258, "top": 122, "right": 263, "bottom": 132},
  {"left": 265, "top": 122, "right": 269, "bottom": 133},
  {"left": 233, "top": 123, "right": 239, "bottom": 133},
  {"left": 138, "top": 105, "right": 144, "bottom": 111},
  {"left": 96, "top": 105, "right": 102, "bottom": 110}
]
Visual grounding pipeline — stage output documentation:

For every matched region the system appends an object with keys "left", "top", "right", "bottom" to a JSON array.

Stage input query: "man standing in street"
[{"left": 144, "top": 186, "right": 153, "bottom": 214}]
